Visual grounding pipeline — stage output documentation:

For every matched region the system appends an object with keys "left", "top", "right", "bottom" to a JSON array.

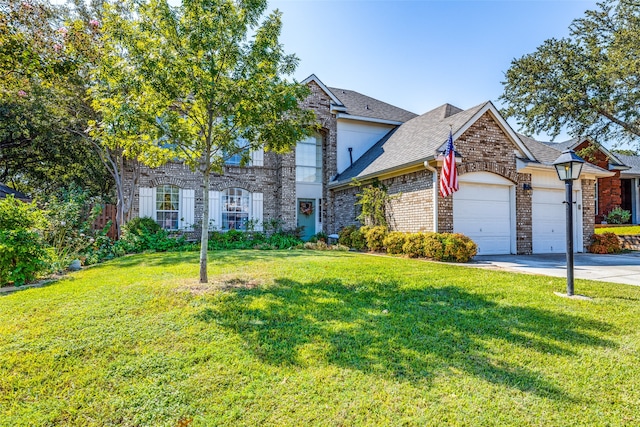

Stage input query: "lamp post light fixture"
[{"left": 552, "top": 149, "right": 585, "bottom": 296}]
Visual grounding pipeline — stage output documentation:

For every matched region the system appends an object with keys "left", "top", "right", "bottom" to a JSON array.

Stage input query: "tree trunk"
[{"left": 199, "top": 158, "right": 210, "bottom": 283}]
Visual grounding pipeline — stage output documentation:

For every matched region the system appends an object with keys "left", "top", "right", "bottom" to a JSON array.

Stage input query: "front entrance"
[{"left": 297, "top": 198, "right": 316, "bottom": 241}]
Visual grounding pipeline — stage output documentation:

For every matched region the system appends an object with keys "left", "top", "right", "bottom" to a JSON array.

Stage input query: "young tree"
[
  {"left": 500, "top": 0, "right": 640, "bottom": 147},
  {"left": 93, "top": 0, "right": 317, "bottom": 282}
]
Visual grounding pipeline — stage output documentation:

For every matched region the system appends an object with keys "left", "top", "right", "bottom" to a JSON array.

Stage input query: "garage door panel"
[
  {"left": 453, "top": 181, "right": 512, "bottom": 255},
  {"left": 532, "top": 188, "right": 579, "bottom": 254}
]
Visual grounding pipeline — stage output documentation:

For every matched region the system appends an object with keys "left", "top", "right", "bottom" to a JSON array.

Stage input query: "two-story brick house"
[{"left": 128, "top": 75, "right": 614, "bottom": 254}]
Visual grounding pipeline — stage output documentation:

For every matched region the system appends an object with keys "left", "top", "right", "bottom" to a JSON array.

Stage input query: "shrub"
[
  {"left": 588, "top": 232, "right": 622, "bottom": 254},
  {"left": 308, "top": 231, "right": 328, "bottom": 243},
  {"left": 338, "top": 225, "right": 366, "bottom": 250},
  {"left": 423, "top": 233, "right": 445, "bottom": 260},
  {"left": 0, "top": 196, "right": 51, "bottom": 286},
  {"left": 362, "top": 225, "right": 387, "bottom": 252},
  {"left": 338, "top": 225, "right": 358, "bottom": 247},
  {"left": 441, "top": 233, "right": 478, "bottom": 263},
  {"left": 118, "top": 217, "right": 188, "bottom": 253},
  {"left": 383, "top": 231, "right": 407, "bottom": 255},
  {"left": 606, "top": 207, "right": 631, "bottom": 224},
  {"left": 41, "top": 187, "right": 102, "bottom": 270},
  {"left": 403, "top": 233, "right": 427, "bottom": 258}
]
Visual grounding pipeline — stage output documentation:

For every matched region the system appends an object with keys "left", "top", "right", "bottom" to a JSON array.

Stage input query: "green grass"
[
  {"left": 1, "top": 250, "right": 639, "bottom": 426},
  {"left": 595, "top": 225, "right": 640, "bottom": 235}
]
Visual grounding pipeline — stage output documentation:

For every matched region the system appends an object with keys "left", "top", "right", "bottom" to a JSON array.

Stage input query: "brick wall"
[
  {"left": 440, "top": 112, "right": 533, "bottom": 253},
  {"left": 574, "top": 141, "right": 622, "bottom": 223},
  {"left": 127, "top": 79, "right": 339, "bottom": 234},
  {"left": 385, "top": 170, "right": 436, "bottom": 232}
]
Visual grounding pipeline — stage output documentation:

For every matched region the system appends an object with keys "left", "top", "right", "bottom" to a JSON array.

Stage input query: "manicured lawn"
[
  {"left": 1, "top": 250, "right": 639, "bottom": 426},
  {"left": 595, "top": 225, "right": 640, "bottom": 235}
]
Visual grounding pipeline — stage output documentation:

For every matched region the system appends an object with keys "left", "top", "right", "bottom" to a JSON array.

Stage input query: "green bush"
[
  {"left": 308, "top": 231, "right": 328, "bottom": 243},
  {"left": 403, "top": 233, "right": 427, "bottom": 258},
  {"left": 606, "top": 207, "right": 631, "bottom": 225},
  {"left": 441, "top": 233, "right": 478, "bottom": 263},
  {"left": 0, "top": 196, "right": 51, "bottom": 286},
  {"left": 118, "top": 217, "right": 187, "bottom": 253},
  {"left": 338, "top": 225, "right": 366, "bottom": 250},
  {"left": 362, "top": 225, "right": 387, "bottom": 252},
  {"left": 338, "top": 225, "right": 358, "bottom": 247},
  {"left": 383, "top": 231, "right": 407, "bottom": 255},
  {"left": 423, "top": 233, "right": 445, "bottom": 260},
  {"left": 588, "top": 232, "right": 622, "bottom": 254},
  {"left": 41, "top": 187, "right": 101, "bottom": 270}
]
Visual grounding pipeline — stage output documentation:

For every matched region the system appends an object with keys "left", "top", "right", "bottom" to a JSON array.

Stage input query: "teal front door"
[{"left": 297, "top": 199, "right": 316, "bottom": 241}]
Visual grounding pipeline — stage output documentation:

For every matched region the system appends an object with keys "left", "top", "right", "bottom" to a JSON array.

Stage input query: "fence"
[{"left": 93, "top": 204, "right": 117, "bottom": 240}]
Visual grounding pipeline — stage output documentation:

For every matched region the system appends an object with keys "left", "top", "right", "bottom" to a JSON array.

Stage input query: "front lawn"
[
  {"left": 595, "top": 225, "right": 640, "bottom": 235},
  {"left": 1, "top": 251, "right": 639, "bottom": 426}
]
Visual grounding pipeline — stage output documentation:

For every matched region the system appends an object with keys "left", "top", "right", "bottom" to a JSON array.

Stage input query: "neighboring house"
[
  {"left": 616, "top": 153, "right": 640, "bottom": 224},
  {"left": 541, "top": 138, "right": 632, "bottom": 224},
  {"left": 127, "top": 75, "right": 613, "bottom": 254},
  {"left": 0, "top": 183, "right": 30, "bottom": 202}
]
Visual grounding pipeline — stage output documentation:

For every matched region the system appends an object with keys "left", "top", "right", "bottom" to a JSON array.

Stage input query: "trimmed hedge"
[{"left": 337, "top": 225, "right": 478, "bottom": 263}]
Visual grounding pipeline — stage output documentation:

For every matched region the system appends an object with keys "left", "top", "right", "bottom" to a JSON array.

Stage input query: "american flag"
[{"left": 439, "top": 130, "right": 459, "bottom": 197}]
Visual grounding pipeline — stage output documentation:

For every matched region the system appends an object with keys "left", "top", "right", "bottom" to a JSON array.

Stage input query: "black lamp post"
[{"left": 552, "top": 149, "right": 585, "bottom": 296}]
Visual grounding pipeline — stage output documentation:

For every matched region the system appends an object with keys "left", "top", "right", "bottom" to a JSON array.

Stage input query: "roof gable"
[
  {"left": 331, "top": 101, "right": 535, "bottom": 185},
  {"left": 328, "top": 87, "right": 417, "bottom": 123}
]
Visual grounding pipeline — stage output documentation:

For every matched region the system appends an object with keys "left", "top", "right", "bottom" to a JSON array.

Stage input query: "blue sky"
[{"left": 269, "top": 0, "right": 599, "bottom": 142}]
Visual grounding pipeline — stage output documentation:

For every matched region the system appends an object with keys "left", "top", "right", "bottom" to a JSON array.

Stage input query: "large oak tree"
[
  {"left": 92, "top": 0, "right": 317, "bottom": 282},
  {"left": 500, "top": 0, "right": 640, "bottom": 146}
]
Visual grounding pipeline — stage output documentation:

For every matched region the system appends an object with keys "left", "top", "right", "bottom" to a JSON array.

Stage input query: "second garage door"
[{"left": 532, "top": 188, "right": 580, "bottom": 254}]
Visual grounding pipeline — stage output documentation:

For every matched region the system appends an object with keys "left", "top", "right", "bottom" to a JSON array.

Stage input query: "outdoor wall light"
[{"left": 552, "top": 149, "right": 585, "bottom": 297}]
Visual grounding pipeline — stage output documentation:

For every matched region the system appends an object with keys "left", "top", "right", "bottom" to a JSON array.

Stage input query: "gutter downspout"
[{"left": 424, "top": 162, "right": 438, "bottom": 232}]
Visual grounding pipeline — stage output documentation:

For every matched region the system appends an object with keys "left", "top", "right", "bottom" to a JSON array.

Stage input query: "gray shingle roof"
[
  {"left": 328, "top": 87, "right": 418, "bottom": 123},
  {"left": 519, "top": 135, "right": 610, "bottom": 176},
  {"left": 617, "top": 153, "right": 640, "bottom": 176},
  {"left": 333, "top": 102, "right": 487, "bottom": 184},
  {"left": 542, "top": 138, "right": 628, "bottom": 169}
]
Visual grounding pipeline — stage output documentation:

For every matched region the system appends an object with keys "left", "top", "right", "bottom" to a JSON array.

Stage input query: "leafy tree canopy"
[
  {"left": 0, "top": 0, "right": 112, "bottom": 197},
  {"left": 500, "top": 0, "right": 640, "bottom": 147},
  {"left": 92, "top": 0, "right": 318, "bottom": 282}
]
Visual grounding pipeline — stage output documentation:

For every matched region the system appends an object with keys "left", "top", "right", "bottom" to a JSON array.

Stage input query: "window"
[
  {"left": 156, "top": 185, "right": 179, "bottom": 230},
  {"left": 296, "top": 134, "right": 322, "bottom": 183},
  {"left": 225, "top": 137, "right": 249, "bottom": 166},
  {"left": 222, "top": 188, "right": 250, "bottom": 230}
]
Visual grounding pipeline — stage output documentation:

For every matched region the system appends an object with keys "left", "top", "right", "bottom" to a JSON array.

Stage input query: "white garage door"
[
  {"left": 453, "top": 175, "right": 513, "bottom": 255},
  {"left": 532, "top": 189, "right": 579, "bottom": 254}
]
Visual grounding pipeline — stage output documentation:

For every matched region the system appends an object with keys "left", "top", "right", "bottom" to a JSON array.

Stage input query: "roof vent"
[{"left": 365, "top": 104, "right": 370, "bottom": 110}]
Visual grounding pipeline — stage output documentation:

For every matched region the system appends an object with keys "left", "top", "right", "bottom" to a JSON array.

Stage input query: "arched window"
[
  {"left": 222, "top": 188, "right": 250, "bottom": 230},
  {"left": 156, "top": 185, "right": 180, "bottom": 230}
]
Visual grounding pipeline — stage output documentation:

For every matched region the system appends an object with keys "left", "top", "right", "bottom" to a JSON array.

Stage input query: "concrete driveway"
[{"left": 471, "top": 252, "right": 640, "bottom": 286}]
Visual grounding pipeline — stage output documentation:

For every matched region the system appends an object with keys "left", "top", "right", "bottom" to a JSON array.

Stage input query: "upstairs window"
[
  {"left": 296, "top": 134, "right": 322, "bottom": 183},
  {"left": 225, "top": 137, "right": 249, "bottom": 166}
]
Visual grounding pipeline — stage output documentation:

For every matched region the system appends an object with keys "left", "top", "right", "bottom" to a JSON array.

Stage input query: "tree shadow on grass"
[
  {"left": 195, "top": 278, "right": 615, "bottom": 399},
  {"left": 109, "top": 249, "right": 318, "bottom": 269}
]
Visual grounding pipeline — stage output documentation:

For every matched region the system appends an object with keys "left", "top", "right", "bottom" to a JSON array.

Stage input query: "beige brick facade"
[{"left": 126, "top": 82, "right": 598, "bottom": 253}]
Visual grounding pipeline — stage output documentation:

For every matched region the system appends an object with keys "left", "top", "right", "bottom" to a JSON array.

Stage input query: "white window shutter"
[
  {"left": 251, "top": 148, "right": 264, "bottom": 167},
  {"left": 208, "top": 190, "right": 221, "bottom": 230},
  {"left": 251, "top": 192, "right": 264, "bottom": 231},
  {"left": 139, "top": 187, "right": 155, "bottom": 219},
  {"left": 180, "top": 189, "right": 195, "bottom": 230}
]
